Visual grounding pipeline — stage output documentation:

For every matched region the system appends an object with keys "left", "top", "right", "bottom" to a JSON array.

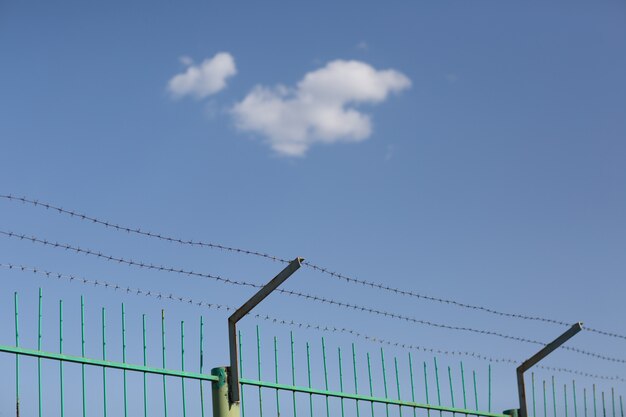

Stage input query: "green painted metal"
[
  {"left": 307, "top": 341, "right": 314, "bottom": 417},
  {"left": 339, "top": 347, "right": 346, "bottom": 417},
  {"left": 613, "top": 389, "right": 616, "bottom": 417},
  {"left": 274, "top": 336, "right": 280, "bottom": 417},
  {"left": 0, "top": 345, "right": 219, "bottom": 379},
  {"left": 14, "top": 292, "right": 20, "bottom": 417},
  {"left": 574, "top": 381, "right": 578, "bottom": 417},
  {"left": 585, "top": 388, "right": 588, "bottom": 417},
  {"left": 542, "top": 380, "right": 547, "bottom": 417},
  {"left": 60, "top": 300, "right": 65, "bottom": 417},
  {"left": 291, "top": 331, "right": 297, "bottom": 417},
  {"left": 239, "top": 331, "right": 246, "bottom": 417},
  {"left": 409, "top": 353, "right": 416, "bottom": 417},
  {"left": 603, "top": 391, "right": 607, "bottom": 417},
  {"left": 395, "top": 357, "right": 403, "bottom": 417},
  {"left": 122, "top": 304, "right": 128, "bottom": 417},
  {"left": 448, "top": 366, "right": 456, "bottom": 409},
  {"left": 424, "top": 361, "right": 431, "bottom": 417},
  {"left": 367, "top": 352, "right": 375, "bottom": 417},
  {"left": 200, "top": 317, "right": 205, "bottom": 417},
  {"left": 181, "top": 321, "right": 187, "bottom": 417},
  {"left": 434, "top": 357, "right": 442, "bottom": 417},
  {"left": 38, "top": 289, "right": 43, "bottom": 417},
  {"left": 143, "top": 314, "right": 148, "bottom": 417},
  {"left": 352, "top": 343, "right": 360, "bottom": 417},
  {"left": 565, "top": 384, "right": 569, "bottom": 417},
  {"left": 473, "top": 370, "right": 479, "bottom": 411},
  {"left": 594, "top": 385, "right": 598, "bottom": 417},
  {"left": 552, "top": 376, "right": 557, "bottom": 417},
  {"left": 488, "top": 364, "right": 492, "bottom": 413},
  {"left": 323, "top": 337, "right": 330, "bottom": 417},
  {"left": 381, "top": 349, "right": 390, "bottom": 417},
  {"left": 530, "top": 372, "right": 537, "bottom": 417},
  {"left": 161, "top": 310, "right": 168, "bottom": 417},
  {"left": 461, "top": 362, "right": 468, "bottom": 411},
  {"left": 256, "top": 326, "right": 263, "bottom": 417},
  {"left": 102, "top": 308, "right": 108, "bottom": 417},
  {"left": 81, "top": 296, "right": 87, "bottom": 417},
  {"left": 239, "top": 378, "right": 509, "bottom": 417},
  {"left": 620, "top": 395, "right": 623, "bottom": 417}
]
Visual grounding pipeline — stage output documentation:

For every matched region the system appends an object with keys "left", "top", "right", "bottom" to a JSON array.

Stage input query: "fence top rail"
[
  {"left": 239, "top": 377, "right": 509, "bottom": 417},
  {"left": 0, "top": 344, "right": 219, "bottom": 382}
]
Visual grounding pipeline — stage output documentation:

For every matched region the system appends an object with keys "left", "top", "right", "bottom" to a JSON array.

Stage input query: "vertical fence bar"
[
  {"left": 565, "top": 384, "right": 569, "bottom": 417},
  {"left": 199, "top": 317, "right": 205, "bottom": 417},
  {"left": 14, "top": 292, "right": 20, "bottom": 417},
  {"left": 143, "top": 314, "right": 148, "bottom": 417},
  {"left": 322, "top": 338, "right": 330, "bottom": 417},
  {"left": 291, "top": 331, "right": 297, "bottom": 417},
  {"left": 573, "top": 381, "right": 578, "bottom": 417},
  {"left": 584, "top": 388, "right": 588, "bottom": 417},
  {"left": 38, "top": 289, "right": 43, "bottom": 417},
  {"left": 530, "top": 372, "right": 537, "bottom": 417},
  {"left": 307, "top": 342, "right": 314, "bottom": 417},
  {"left": 162, "top": 310, "right": 168, "bottom": 417},
  {"left": 381, "top": 349, "right": 389, "bottom": 417},
  {"left": 543, "top": 380, "right": 547, "bottom": 417},
  {"left": 461, "top": 362, "right": 467, "bottom": 412},
  {"left": 353, "top": 344, "right": 360, "bottom": 417},
  {"left": 409, "top": 353, "right": 416, "bottom": 417},
  {"left": 434, "top": 357, "right": 442, "bottom": 417},
  {"left": 488, "top": 364, "right": 492, "bottom": 413},
  {"left": 274, "top": 336, "right": 280, "bottom": 417},
  {"left": 424, "top": 362, "right": 431, "bottom": 417},
  {"left": 448, "top": 366, "right": 455, "bottom": 410},
  {"left": 473, "top": 370, "right": 479, "bottom": 411},
  {"left": 552, "top": 376, "right": 557, "bottom": 417},
  {"left": 256, "top": 326, "right": 263, "bottom": 417},
  {"left": 619, "top": 396, "right": 623, "bottom": 417},
  {"left": 81, "top": 296, "right": 87, "bottom": 417},
  {"left": 239, "top": 331, "right": 245, "bottom": 417},
  {"left": 181, "top": 321, "right": 187, "bottom": 417},
  {"left": 594, "top": 385, "right": 598, "bottom": 417},
  {"left": 102, "top": 308, "right": 108, "bottom": 417},
  {"left": 367, "top": 352, "right": 375, "bottom": 417},
  {"left": 339, "top": 347, "right": 346, "bottom": 417},
  {"left": 612, "top": 389, "right": 616, "bottom": 417},
  {"left": 122, "top": 304, "right": 128, "bottom": 417},
  {"left": 60, "top": 300, "right": 65, "bottom": 417},
  {"left": 395, "top": 357, "right": 403, "bottom": 417},
  {"left": 603, "top": 392, "right": 606, "bottom": 417}
]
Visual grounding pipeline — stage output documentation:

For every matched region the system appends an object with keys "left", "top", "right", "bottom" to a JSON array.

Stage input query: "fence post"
[{"left": 212, "top": 367, "right": 240, "bottom": 417}]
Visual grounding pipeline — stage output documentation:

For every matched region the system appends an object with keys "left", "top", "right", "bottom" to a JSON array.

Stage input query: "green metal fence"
[{"left": 1, "top": 290, "right": 623, "bottom": 417}]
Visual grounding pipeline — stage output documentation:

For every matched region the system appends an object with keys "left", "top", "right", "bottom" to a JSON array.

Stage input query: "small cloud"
[
  {"left": 232, "top": 60, "right": 411, "bottom": 157},
  {"left": 445, "top": 73, "right": 459, "bottom": 83},
  {"left": 356, "top": 41, "right": 369, "bottom": 51},
  {"left": 167, "top": 52, "right": 237, "bottom": 99}
]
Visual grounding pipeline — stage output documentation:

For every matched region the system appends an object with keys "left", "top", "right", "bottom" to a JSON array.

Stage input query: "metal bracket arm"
[
  {"left": 227, "top": 257, "right": 303, "bottom": 404},
  {"left": 516, "top": 322, "right": 583, "bottom": 417}
]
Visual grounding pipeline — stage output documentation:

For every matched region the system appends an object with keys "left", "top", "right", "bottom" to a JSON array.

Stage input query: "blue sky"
[{"left": 1, "top": 1, "right": 625, "bottom": 416}]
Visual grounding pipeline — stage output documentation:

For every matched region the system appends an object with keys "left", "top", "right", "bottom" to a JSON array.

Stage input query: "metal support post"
[
  {"left": 514, "top": 322, "right": 583, "bottom": 417},
  {"left": 228, "top": 257, "right": 303, "bottom": 404},
  {"left": 212, "top": 367, "right": 240, "bottom": 417}
]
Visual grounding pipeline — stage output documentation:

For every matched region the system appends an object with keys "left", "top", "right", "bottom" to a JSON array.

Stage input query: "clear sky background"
[{"left": 1, "top": 1, "right": 625, "bottom": 416}]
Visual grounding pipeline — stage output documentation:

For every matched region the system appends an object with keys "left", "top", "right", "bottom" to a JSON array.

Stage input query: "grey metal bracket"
[
  {"left": 227, "top": 257, "right": 303, "bottom": 404},
  {"left": 516, "top": 322, "right": 583, "bottom": 417}
]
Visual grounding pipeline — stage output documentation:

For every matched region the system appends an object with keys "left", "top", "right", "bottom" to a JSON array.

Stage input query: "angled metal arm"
[
  {"left": 228, "top": 257, "right": 303, "bottom": 404},
  {"left": 516, "top": 322, "right": 583, "bottom": 417}
]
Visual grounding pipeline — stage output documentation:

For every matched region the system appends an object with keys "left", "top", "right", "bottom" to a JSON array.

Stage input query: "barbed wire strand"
[
  {"left": 2, "top": 229, "right": 624, "bottom": 365},
  {"left": 1, "top": 262, "right": 623, "bottom": 384},
  {"left": 2, "top": 194, "right": 623, "bottom": 342}
]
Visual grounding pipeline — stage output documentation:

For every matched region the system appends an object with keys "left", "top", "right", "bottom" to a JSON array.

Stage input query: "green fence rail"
[{"left": 1, "top": 290, "right": 623, "bottom": 417}]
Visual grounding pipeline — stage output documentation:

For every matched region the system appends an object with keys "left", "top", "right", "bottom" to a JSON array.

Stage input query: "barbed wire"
[
  {"left": 2, "top": 194, "right": 624, "bottom": 342},
  {"left": 1, "top": 262, "right": 623, "bottom": 384},
  {"left": 2, "top": 229, "right": 624, "bottom": 365}
]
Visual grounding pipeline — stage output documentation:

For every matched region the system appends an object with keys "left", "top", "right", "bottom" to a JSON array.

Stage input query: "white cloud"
[
  {"left": 232, "top": 60, "right": 411, "bottom": 156},
  {"left": 168, "top": 52, "right": 237, "bottom": 99}
]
